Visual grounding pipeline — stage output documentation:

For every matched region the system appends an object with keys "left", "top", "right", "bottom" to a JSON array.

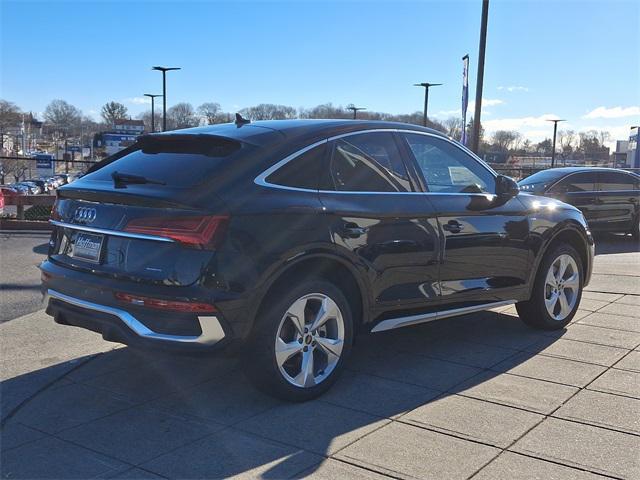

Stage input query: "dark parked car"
[
  {"left": 41, "top": 120, "right": 594, "bottom": 400},
  {"left": 518, "top": 167, "right": 640, "bottom": 238},
  {"left": 26, "top": 179, "right": 49, "bottom": 194}
]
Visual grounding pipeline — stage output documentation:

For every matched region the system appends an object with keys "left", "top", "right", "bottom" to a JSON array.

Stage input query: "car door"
[
  {"left": 399, "top": 132, "right": 531, "bottom": 309},
  {"left": 595, "top": 171, "right": 640, "bottom": 230},
  {"left": 317, "top": 131, "right": 441, "bottom": 319},
  {"left": 546, "top": 172, "right": 598, "bottom": 225}
]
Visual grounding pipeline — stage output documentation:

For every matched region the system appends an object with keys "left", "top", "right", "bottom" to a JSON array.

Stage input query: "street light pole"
[
  {"left": 143, "top": 94, "right": 162, "bottom": 133},
  {"left": 547, "top": 119, "right": 566, "bottom": 168},
  {"left": 152, "top": 66, "right": 181, "bottom": 131},
  {"left": 414, "top": 83, "right": 442, "bottom": 127},
  {"left": 346, "top": 105, "right": 366, "bottom": 119},
  {"left": 471, "top": 0, "right": 489, "bottom": 154}
]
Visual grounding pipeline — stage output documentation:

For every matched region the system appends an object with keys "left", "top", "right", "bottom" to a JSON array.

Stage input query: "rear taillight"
[
  {"left": 124, "top": 215, "right": 228, "bottom": 249},
  {"left": 115, "top": 292, "right": 217, "bottom": 313}
]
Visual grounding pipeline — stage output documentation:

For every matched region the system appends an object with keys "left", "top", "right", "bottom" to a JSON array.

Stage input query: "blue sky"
[{"left": 1, "top": 0, "right": 638, "bottom": 145}]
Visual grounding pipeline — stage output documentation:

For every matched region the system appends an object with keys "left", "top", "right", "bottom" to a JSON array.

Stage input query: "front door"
[
  {"left": 317, "top": 131, "right": 441, "bottom": 319},
  {"left": 398, "top": 132, "right": 531, "bottom": 309}
]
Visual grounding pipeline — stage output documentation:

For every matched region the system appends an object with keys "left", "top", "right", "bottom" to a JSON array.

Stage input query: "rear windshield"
[{"left": 85, "top": 136, "right": 244, "bottom": 188}]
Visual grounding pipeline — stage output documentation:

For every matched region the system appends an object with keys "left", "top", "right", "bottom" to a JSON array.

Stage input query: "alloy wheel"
[
  {"left": 544, "top": 254, "right": 580, "bottom": 321},
  {"left": 274, "top": 293, "right": 345, "bottom": 388}
]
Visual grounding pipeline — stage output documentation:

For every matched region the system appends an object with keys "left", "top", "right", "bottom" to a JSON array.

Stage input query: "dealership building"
[{"left": 98, "top": 119, "right": 145, "bottom": 155}]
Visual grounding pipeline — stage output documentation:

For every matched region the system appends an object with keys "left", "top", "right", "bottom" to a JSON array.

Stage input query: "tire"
[
  {"left": 516, "top": 243, "right": 583, "bottom": 330},
  {"left": 243, "top": 279, "right": 353, "bottom": 401}
]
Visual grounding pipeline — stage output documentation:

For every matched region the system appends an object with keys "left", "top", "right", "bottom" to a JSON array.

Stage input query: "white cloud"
[
  {"left": 482, "top": 113, "right": 562, "bottom": 132},
  {"left": 435, "top": 98, "right": 503, "bottom": 118},
  {"left": 497, "top": 85, "right": 529, "bottom": 92},
  {"left": 125, "top": 97, "right": 151, "bottom": 105},
  {"left": 582, "top": 106, "right": 640, "bottom": 119}
]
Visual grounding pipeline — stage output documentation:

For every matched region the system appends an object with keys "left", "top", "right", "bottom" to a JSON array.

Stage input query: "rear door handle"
[
  {"left": 442, "top": 220, "right": 464, "bottom": 234},
  {"left": 341, "top": 222, "right": 368, "bottom": 238}
]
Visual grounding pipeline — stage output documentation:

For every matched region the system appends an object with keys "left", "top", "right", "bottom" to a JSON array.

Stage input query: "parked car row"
[{"left": 1, "top": 173, "right": 76, "bottom": 197}]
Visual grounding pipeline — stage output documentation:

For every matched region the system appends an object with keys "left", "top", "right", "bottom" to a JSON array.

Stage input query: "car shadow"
[
  {"left": 594, "top": 231, "right": 639, "bottom": 255},
  {"left": 32, "top": 242, "right": 49, "bottom": 255},
  {"left": 0, "top": 309, "right": 570, "bottom": 479}
]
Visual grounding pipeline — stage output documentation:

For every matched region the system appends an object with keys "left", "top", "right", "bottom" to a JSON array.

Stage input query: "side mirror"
[{"left": 496, "top": 175, "right": 519, "bottom": 198}]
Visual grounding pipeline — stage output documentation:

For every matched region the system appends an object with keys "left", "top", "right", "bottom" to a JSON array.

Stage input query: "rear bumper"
[
  {"left": 46, "top": 289, "right": 226, "bottom": 349},
  {"left": 40, "top": 259, "right": 242, "bottom": 353}
]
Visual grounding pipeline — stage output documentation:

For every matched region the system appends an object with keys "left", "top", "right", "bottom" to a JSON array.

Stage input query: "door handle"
[
  {"left": 341, "top": 222, "right": 368, "bottom": 238},
  {"left": 442, "top": 220, "right": 464, "bottom": 234}
]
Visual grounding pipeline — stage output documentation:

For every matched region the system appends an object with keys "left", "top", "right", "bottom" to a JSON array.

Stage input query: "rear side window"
[
  {"left": 549, "top": 172, "right": 597, "bottom": 193},
  {"left": 328, "top": 132, "right": 412, "bottom": 192},
  {"left": 85, "top": 136, "right": 243, "bottom": 188},
  {"left": 598, "top": 172, "right": 639, "bottom": 191},
  {"left": 265, "top": 144, "right": 326, "bottom": 190}
]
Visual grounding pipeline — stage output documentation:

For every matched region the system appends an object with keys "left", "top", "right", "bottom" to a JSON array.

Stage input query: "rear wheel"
[
  {"left": 243, "top": 279, "right": 352, "bottom": 401},
  {"left": 517, "top": 244, "right": 583, "bottom": 330}
]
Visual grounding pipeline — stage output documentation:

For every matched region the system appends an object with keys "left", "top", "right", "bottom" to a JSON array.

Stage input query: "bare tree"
[
  {"left": 137, "top": 110, "right": 162, "bottom": 133},
  {"left": 240, "top": 103, "right": 297, "bottom": 120},
  {"left": 491, "top": 130, "right": 520, "bottom": 152},
  {"left": 167, "top": 103, "right": 199, "bottom": 130},
  {"left": 0, "top": 99, "right": 22, "bottom": 130},
  {"left": 598, "top": 130, "right": 611, "bottom": 148},
  {"left": 44, "top": 99, "right": 81, "bottom": 133},
  {"left": 101, "top": 101, "right": 128, "bottom": 125},
  {"left": 443, "top": 117, "right": 463, "bottom": 139},
  {"left": 197, "top": 102, "right": 222, "bottom": 124}
]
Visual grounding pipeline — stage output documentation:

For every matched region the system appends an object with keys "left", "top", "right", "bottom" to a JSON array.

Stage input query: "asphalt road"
[{"left": 0, "top": 231, "right": 50, "bottom": 322}]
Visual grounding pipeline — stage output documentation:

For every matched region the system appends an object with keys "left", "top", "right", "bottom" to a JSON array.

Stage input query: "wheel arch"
[
  {"left": 250, "top": 251, "right": 370, "bottom": 339},
  {"left": 528, "top": 222, "right": 592, "bottom": 294}
]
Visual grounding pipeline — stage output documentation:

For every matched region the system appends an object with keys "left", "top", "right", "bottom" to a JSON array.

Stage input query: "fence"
[{"left": 3, "top": 194, "right": 56, "bottom": 220}]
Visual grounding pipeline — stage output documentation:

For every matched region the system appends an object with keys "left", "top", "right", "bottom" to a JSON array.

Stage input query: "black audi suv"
[
  {"left": 41, "top": 119, "right": 594, "bottom": 400},
  {"left": 518, "top": 167, "right": 640, "bottom": 238}
]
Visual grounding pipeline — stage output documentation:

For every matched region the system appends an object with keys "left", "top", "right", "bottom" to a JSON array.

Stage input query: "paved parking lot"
[{"left": 1, "top": 233, "right": 639, "bottom": 479}]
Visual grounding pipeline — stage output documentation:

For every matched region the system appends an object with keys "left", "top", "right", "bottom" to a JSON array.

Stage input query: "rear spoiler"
[{"left": 85, "top": 133, "right": 243, "bottom": 175}]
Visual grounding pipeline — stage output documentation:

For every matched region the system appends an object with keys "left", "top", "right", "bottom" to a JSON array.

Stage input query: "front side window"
[
  {"left": 328, "top": 132, "right": 412, "bottom": 192},
  {"left": 549, "top": 172, "right": 597, "bottom": 193},
  {"left": 402, "top": 133, "right": 495, "bottom": 194},
  {"left": 598, "top": 172, "right": 639, "bottom": 191}
]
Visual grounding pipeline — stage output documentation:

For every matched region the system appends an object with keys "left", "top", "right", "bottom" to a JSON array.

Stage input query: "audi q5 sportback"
[{"left": 41, "top": 119, "right": 594, "bottom": 400}]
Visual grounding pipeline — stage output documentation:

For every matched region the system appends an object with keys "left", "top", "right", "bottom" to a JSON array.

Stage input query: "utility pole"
[
  {"left": 471, "top": 0, "right": 489, "bottom": 154},
  {"left": 547, "top": 119, "right": 566, "bottom": 168},
  {"left": 413, "top": 83, "right": 442, "bottom": 127},
  {"left": 346, "top": 105, "right": 366, "bottom": 119},
  {"left": 152, "top": 66, "right": 181, "bottom": 131},
  {"left": 143, "top": 94, "right": 162, "bottom": 133}
]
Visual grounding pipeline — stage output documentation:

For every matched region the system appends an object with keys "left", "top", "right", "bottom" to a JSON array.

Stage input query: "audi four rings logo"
[{"left": 74, "top": 207, "right": 97, "bottom": 223}]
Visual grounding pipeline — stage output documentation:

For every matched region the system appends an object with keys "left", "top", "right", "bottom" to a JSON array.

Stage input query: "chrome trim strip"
[
  {"left": 46, "top": 289, "right": 225, "bottom": 346},
  {"left": 370, "top": 299, "right": 516, "bottom": 333},
  {"left": 50, "top": 220, "right": 175, "bottom": 243},
  {"left": 254, "top": 128, "right": 497, "bottom": 194}
]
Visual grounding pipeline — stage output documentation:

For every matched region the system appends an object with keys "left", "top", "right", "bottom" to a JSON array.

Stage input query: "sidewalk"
[{"left": 1, "top": 238, "right": 639, "bottom": 479}]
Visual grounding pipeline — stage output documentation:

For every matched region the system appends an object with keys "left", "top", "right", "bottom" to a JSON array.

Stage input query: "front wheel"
[
  {"left": 517, "top": 244, "right": 583, "bottom": 330},
  {"left": 243, "top": 279, "right": 353, "bottom": 401}
]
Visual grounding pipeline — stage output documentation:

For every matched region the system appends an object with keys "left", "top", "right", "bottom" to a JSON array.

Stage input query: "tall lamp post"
[
  {"left": 346, "top": 105, "right": 366, "bottom": 119},
  {"left": 547, "top": 119, "right": 566, "bottom": 168},
  {"left": 414, "top": 82, "right": 442, "bottom": 127},
  {"left": 471, "top": 0, "right": 489, "bottom": 154},
  {"left": 143, "top": 94, "right": 162, "bottom": 133},
  {"left": 152, "top": 66, "right": 181, "bottom": 131}
]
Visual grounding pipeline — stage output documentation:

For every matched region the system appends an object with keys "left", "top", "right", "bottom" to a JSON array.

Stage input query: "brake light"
[
  {"left": 115, "top": 292, "right": 217, "bottom": 313},
  {"left": 124, "top": 215, "right": 228, "bottom": 248}
]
